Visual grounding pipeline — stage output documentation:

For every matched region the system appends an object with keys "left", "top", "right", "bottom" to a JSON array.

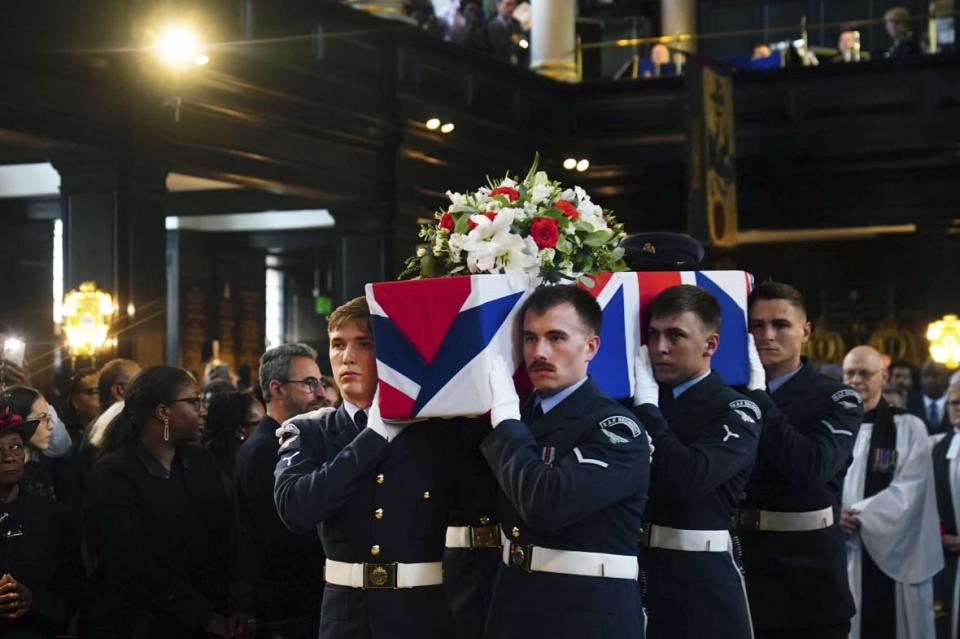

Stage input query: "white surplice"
[{"left": 843, "top": 412, "right": 944, "bottom": 639}]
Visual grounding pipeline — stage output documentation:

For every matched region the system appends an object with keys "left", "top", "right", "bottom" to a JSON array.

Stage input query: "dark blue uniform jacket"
[
  {"left": 273, "top": 405, "right": 455, "bottom": 639},
  {"left": 740, "top": 358, "right": 863, "bottom": 630},
  {"left": 480, "top": 376, "right": 650, "bottom": 639},
  {"left": 634, "top": 371, "right": 760, "bottom": 639}
]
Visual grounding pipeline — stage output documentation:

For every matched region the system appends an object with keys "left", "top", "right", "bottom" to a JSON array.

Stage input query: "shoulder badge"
[
  {"left": 599, "top": 415, "right": 642, "bottom": 438},
  {"left": 728, "top": 399, "right": 761, "bottom": 423},
  {"left": 831, "top": 388, "right": 862, "bottom": 409}
]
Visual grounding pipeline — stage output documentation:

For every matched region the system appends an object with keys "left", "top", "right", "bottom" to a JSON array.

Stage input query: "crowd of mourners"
[{"left": 2, "top": 274, "right": 960, "bottom": 639}]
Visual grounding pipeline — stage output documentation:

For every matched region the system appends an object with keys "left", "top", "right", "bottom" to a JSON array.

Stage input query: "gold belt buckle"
[
  {"left": 363, "top": 562, "right": 398, "bottom": 589},
  {"left": 470, "top": 525, "right": 501, "bottom": 549},
  {"left": 638, "top": 524, "right": 652, "bottom": 548},
  {"left": 508, "top": 543, "right": 534, "bottom": 572}
]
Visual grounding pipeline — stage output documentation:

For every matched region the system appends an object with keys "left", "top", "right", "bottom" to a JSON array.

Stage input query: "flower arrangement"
[{"left": 400, "top": 155, "right": 628, "bottom": 287}]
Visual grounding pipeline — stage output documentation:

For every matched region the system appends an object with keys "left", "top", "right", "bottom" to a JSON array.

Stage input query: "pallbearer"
[
  {"left": 482, "top": 285, "right": 650, "bottom": 639},
  {"left": 631, "top": 284, "right": 760, "bottom": 639},
  {"left": 739, "top": 282, "right": 864, "bottom": 639},
  {"left": 273, "top": 297, "right": 456, "bottom": 639}
]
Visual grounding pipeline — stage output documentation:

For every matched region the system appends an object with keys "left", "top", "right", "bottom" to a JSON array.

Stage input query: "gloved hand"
[
  {"left": 747, "top": 335, "right": 766, "bottom": 391},
  {"left": 633, "top": 345, "right": 659, "bottom": 407},
  {"left": 366, "top": 390, "right": 407, "bottom": 442},
  {"left": 489, "top": 356, "right": 520, "bottom": 427}
]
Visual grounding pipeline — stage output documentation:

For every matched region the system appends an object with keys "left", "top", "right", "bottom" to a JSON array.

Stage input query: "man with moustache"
[
  {"left": 739, "top": 282, "right": 864, "bottom": 638},
  {"left": 274, "top": 297, "right": 457, "bottom": 639},
  {"left": 233, "top": 343, "right": 327, "bottom": 638},
  {"left": 631, "top": 285, "right": 760, "bottom": 638},
  {"left": 840, "top": 345, "right": 941, "bottom": 639},
  {"left": 482, "top": 284, "right": 650, "bottom": 639}
]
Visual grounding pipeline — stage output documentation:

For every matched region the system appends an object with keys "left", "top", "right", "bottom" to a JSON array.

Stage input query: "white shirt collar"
[{"left": 342, "top": 399, "right": 368, "bottom": 422}]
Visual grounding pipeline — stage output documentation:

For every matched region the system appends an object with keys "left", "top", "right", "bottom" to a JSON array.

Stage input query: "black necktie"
[
  {"left": 528, "top": 402, "right": 544, "bottom": 424},
  {"left": 354, "top": 410, "right": 367, "bottom": 430}
]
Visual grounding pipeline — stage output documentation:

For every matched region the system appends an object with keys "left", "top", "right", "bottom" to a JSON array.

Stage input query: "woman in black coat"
[
  {"left": 0, "top": 401, "right": 81, "bottom": 639},
  {"left": 82, "top": 366, "right": 255, "bottom": 639}
]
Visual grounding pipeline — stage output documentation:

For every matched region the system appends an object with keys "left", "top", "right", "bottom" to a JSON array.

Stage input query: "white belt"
[
  {"left": 500, "top": 533, "right": 638, "bottom": 580},
  {"left": 642, "top": 524, "right": 730, "bottom": 552},
  {"left": 445, "top": 525, "right": 501, "bottom": 549},
  {"left": 738, "top": 507, "right": 834, "bottom": 532},
  {"left": 324, "top": 559, "right": 443, "bottom": 589}
]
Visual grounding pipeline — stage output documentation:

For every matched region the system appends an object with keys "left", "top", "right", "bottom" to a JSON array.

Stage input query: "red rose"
[
  {"left": 467, "top": 211, "right": 497, "bottom": 230},
  {"left": 530, "top": 216, "right": 559, "bottom": 249},
  {"left": 490, "top": 186, "right": 520, "bottom": 202},
  {"left": 439, "top": 211, "right": 454, "bottom": 232},
  {"left": 556, "top": 200, "right": 579, "bottom": 220}
]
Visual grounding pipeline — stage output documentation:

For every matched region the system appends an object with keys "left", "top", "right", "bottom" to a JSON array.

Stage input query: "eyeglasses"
[
  {"left": 280, "top": 378, "right": 322, "bottom": 393},
  {"left": 170, "top": 397, "right": 203, "bottom": 410},
  {"left": 843, "top": 369, "right": 882, "bottom": 381}
]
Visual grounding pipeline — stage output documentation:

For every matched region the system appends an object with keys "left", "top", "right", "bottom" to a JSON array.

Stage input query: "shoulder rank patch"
[
  {"left": 599, "top": 416, "right": 642, "bottom": 438},
  {"left": 729, "top": 399, "right": 761, "bottom": 423},
  {"left": 831, "top": 388, "right": 862, "bottom": 409}
]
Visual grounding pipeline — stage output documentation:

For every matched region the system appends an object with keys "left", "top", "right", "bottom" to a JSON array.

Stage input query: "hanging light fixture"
[
  {"left": 61, "top": 282, "right": 116, "bottom": 357},
  {"left": 927, "top": 314, "right": 960, "bottom": 369}
]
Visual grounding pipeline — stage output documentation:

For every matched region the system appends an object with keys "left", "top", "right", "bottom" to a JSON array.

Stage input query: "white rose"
[{"left": 530, "top": 184, "right": 555, "bottom": 205}]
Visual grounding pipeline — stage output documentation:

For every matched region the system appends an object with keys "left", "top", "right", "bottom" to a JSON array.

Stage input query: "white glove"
[
  {"left": 489, "top": 356, "right": 520, "bottom": 427},
  {"left": 633, "top": 345, "right": 659, "bottom": 407},
  {"left": 366, "top": 391, "right": 407, "bottom": 442},
  {"left": 747, "top": 335, "right": 766, "bottom": 391}
]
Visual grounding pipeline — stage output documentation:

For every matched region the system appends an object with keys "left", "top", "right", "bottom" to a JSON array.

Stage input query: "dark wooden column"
[{"left": 55, "top": 158, "right": 168, "bottom": 367}]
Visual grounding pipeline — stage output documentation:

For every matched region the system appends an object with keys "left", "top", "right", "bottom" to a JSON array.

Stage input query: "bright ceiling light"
[
  {"left": 440, "top": 122, "right": 455, "bottom": 134},
  {"left": 576, "top": 159, "right": 590, "bottom": 172},
  {"left": 426, "top": 118, "right": 441, "bottom": 130},
  {"left": 193, "top": 54, "right": 209, "bottom": 66},
  {"left": 519, "top": 39, "right": 529, "bottom": 49},
  {"left": 563, "top": 158, "right": 577, "bottom": 170},
  {"left": 155, "top": 25, "right": 202, "bottom": 69}
]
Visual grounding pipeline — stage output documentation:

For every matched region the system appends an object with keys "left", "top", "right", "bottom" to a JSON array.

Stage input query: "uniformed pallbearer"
[
  {"left": 481, "top": 284, "right": 650, "bottom": 639},
  {"left": 739, "top": 282, "right": 864, "bottom": 639},
  {"left": 631, "top": 285, "right": 760, "bottom": 639},
  {"left": 273, "top": 297, "right": 456, "bottom": 639}
]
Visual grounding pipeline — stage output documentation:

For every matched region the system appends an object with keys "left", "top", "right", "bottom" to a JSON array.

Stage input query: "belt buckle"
[
  {"left": 638, "top": 524, "right": 652, "bottom": 548},
  {"left": 508, "top": 542, "right": 534, "bottom": 572},
  {"left": 737, "top": 509, "right": 760, "bottom": 531},
  {"left": 471, "top": 525, "right": 500, "bottom": 549},
  {"left": 363, "top": 562, "right": 398, "bottom": 589}
]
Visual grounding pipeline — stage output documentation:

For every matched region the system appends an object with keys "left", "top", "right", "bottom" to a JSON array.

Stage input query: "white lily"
[{"left": 499, "top": 177, "right": 517, "bottom": 188}]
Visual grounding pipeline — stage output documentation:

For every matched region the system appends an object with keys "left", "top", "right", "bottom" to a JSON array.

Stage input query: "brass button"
[
  {"left": 376, "top": 474, "right": 385, "bottom": 485},
  {"left": 511, "top": 526, "right": 520, "bottom": 539},
  {"left": 422, "top": 491, "right": 431, "bottom": 500},
  {"left": 370, "top": 545, "right": 380, "bottom": 556},
  {"left": 479, "top": 516, "right": 490, "bottom": 525},
  {"left": 375, "top": 508, "right": 384, "bottom": 520}
]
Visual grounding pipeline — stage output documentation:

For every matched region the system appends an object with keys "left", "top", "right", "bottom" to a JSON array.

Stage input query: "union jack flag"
[{"left": 366, "top": 271, "right": 753, "bottom": 420}]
